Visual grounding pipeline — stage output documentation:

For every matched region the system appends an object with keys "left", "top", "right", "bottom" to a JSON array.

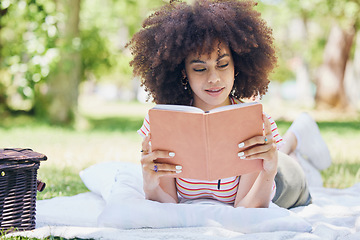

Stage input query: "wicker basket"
[{"left": 0, "top": 148, "right": 47, "bottom": 232}]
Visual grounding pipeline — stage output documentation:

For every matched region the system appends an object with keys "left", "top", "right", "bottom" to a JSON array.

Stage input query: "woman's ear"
[{"left": 181, "top": 69, "right": 187, "bottom": 79}]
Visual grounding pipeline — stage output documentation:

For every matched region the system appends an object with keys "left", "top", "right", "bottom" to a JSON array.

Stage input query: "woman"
[{"left": 127, "top": 0, "right": 331, "bottom": 208}]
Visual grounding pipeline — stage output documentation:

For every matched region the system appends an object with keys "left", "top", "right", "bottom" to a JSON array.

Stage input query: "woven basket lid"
[{"left": 0, "top": 148, "right": 47, "bottom": 162}]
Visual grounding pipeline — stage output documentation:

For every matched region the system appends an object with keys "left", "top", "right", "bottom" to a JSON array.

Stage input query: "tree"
[
  {"left": 315, "top": 23, "right": 356, "bottom": 109},
  {"left": 314, "top": 0, "right": 359, "bottom": 109},
  {"left": 0, "top": 6, "right": 8, "bottom": 113},
  {"left": 283, "top": 0, "right": 360, "bottom": 109},
  {"left": 0, "top": 0, "right": 166, "bottom": 123},
  {"left": 0, "top": 0, "right": 58, "bottom": 114},
  {"left": 36, "top": 0, "right": 82, "bottom": 124}
]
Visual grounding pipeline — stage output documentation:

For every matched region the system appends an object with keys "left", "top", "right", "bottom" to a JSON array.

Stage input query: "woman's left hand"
[{"left": 238, "top": 114, "right": 278, "bottom": 174}]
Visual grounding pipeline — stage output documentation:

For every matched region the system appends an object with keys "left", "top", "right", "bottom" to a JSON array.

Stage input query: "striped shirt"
[
  {"left": 176, "top": 177, "right": 240, "bottom": 204},
  {"left": 138, "top": 97, "right": 282, "bottom": 204}
]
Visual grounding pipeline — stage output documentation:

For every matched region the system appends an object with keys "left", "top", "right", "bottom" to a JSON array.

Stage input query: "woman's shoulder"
[{"left": 230, "top": 97, "right": 244, "bottom": 105}]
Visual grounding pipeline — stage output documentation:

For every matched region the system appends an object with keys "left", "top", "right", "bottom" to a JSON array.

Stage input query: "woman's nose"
[{"left": 208, "top": 70, "right": 220, "bottom": 83}]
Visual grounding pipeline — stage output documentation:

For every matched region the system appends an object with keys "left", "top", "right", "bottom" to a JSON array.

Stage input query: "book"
[{"left": 148, "top": 102, "right": 264, "bottom": 181}]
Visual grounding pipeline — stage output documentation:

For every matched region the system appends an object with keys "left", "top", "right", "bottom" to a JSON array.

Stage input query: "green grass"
[
  {"left": 37, "top": 166, "right": 89, "bottom": 200},
  {"left": 0, "top": 234, "right": 70, "bottom": 240}
]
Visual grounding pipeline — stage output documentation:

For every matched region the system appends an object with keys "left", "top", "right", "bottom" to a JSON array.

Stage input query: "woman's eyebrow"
[
  {"left": 189, "top": 54, "right": 230, "bottom": 64},
  {"left": 190, "top": 59, "right": 206, "bottom": 64},
  {"left": 217, "top": 53, "right": 230, "bottom": 61}
]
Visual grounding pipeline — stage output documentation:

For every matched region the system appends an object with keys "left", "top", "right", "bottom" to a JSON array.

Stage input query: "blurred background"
[{"left": 0, "top": 0, "right": 359, "bottom": 199}]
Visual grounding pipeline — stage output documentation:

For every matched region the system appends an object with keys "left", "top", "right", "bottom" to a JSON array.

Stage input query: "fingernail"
[
  {"left": 176, "top": 165, "right": 182, "bottom": 170},
  {"left": 169, "top": 152, "right": 175, "bottom": 157},
  {"left": 176, "top": 170, "right": 182, "bottom": 174},
  {"left": 238, "top": 142, "right": 244, "bottom": 148},
  {"left": 238, "top": 152, "right": 244, "bottom": 157},
  {"left": 149, "top": 141, "right": 152, "bottom": 146},
  {"left": 240, "top": 156, "right": 246, "bottom": 160}
]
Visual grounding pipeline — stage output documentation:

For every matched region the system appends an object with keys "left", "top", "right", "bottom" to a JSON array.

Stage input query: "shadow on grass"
[
  {"left": 0, "top": 114, "right": 50, "bottom": 129},
  {"left": 0, "top": 113, "right": 144, "bottom": 133}
]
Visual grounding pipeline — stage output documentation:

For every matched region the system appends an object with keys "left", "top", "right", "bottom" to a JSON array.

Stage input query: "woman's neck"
[{"left": 192, "top": 97, "right": 232, "bottom": 111}]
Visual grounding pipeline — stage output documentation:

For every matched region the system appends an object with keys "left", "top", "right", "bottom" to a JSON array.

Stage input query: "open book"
[{"left": 148, "top": 102, "right": 264, "bottom": 181}]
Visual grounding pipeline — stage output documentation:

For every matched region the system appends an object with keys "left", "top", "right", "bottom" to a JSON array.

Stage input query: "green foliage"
[
  {"left": 258, "top": 0, "right": 360, "bottom": 84},
  {"left": 0, "top": 0, "right": 167, "bottom": 116},
  {"left": 80, "top": 27, "right": 115, "bottom": 80},
  {"left": 0, "top": 0, "right": 58, "bottom": 112},
  {"left": 79, "top": 0, "right": 165, "bottom": 85},
  {"left": 270, "top": 52, "right": 295, "bottom": 82},
  {"left": 109, "top": 0, "right": 165, "bottom": 36},
  {"left": 1, "top": 0, "right": 359, "bottom": 117}
]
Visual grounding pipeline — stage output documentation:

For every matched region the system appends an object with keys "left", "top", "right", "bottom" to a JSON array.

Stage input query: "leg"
[
  {"left": 280, "top": 125, "right": 324, "bottom": 187},
  {"left": 287, "top": 113, "right": 331, "bottom": 170},
  {"left": 279, "top": 131, "right": 297, "bottom": 156},
  {"left": 272, "top": 152, "right": 312, "bottom": 209}
]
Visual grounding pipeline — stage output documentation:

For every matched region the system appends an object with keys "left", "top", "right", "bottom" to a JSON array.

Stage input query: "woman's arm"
[
  {"left": 141, "top": 134, "right": 180, "bottom": 203},
  {"left": 234, "top": 114, "right": 278, "bottom": 208},
  {"left": 234, "top": 169, "right": 276, "bottom": 208}
]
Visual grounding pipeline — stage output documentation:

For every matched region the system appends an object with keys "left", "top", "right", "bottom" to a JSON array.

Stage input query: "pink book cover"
[{"left": 149, "top": 102, "right": 264, "bottom": 181}]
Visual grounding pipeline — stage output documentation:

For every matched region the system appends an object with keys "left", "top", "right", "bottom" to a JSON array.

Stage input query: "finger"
[
  {"left": 141, "top": 134, "right": 151, "bottom": 155},
  {"left": 149, "top": 163, "right": 182, "bottom": 173},
  {"left": 141, "top": 150, "right": 175, "bottom": 164},
  {"left": 238, "top": 135, "right": 270, "bottom": 150},
  {"left": 238, "top": 141, "right": 274, "bottom": 159},
  {"left": 242, "top": 142, "right": 277, "bottom": 158},
  {"left": 263, "top": 134, "right": 274, "bottom": 145},
  {"left": 150, "top": 170, "right": 182, "bottom": 178},
  {"left": 143, "top": 163, "right": 182, "bottom": 178}
]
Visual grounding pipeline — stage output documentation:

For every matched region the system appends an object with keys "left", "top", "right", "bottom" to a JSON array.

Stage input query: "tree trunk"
[
  {"left": 295, "top": 58, "right": 314, "bottom": 107},
  {"left": 315, "top": 23, "right": 355, "bottom": 109},
  {"left": 344, "top": 31, "right": 360, "bottom": 109},
  {"left": 0, "top": 8, "right": 8, "bottom": 110},
  {"left": 293, "top": 16, "right": 314, "bottom": 107},
  {"left": 37, "top": 0, "right": 81, "bottom": 124}
]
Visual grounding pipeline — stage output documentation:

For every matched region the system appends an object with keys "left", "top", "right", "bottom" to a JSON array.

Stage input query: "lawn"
[{"left": 0, "top": 98, "right": 359, "bottom": 201}]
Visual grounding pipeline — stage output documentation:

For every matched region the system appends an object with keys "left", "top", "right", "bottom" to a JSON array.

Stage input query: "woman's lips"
[{"left": 205, "top": 87, "right": 225, "bottom": 96}]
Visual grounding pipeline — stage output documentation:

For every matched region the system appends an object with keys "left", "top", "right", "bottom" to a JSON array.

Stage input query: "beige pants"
[{"left": 272, "top": 152, "right": 312, "bottom": 209}]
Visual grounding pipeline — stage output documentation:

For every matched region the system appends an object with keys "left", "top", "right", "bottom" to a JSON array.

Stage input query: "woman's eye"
[
  {"left": 218, "top": 63, "right": 229, "bottom": 68},
  {"left": 194, "top": 68, "right": 206, "bottom": 72}
]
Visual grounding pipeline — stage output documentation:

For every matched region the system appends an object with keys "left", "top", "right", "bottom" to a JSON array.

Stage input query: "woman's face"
[{"left": 184, "top": 42, "right": 235, "bottom": 111}]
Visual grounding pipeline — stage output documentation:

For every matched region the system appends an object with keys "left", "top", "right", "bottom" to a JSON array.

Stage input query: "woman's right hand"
[{"left": 140, "top": 134, "right": 182, "bottom": 192}]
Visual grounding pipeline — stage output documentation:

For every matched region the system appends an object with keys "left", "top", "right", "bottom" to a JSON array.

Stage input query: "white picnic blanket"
[{"left": 7, "top": 162, "right": 360, "bottom": 239}]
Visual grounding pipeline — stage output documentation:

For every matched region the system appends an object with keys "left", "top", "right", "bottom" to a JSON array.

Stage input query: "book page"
[
  {"left": 153, "top": 104, "right": 204, "bottom": 113},
  {"left": 208, "top": 101, "right": 259, "bottom": 113}
]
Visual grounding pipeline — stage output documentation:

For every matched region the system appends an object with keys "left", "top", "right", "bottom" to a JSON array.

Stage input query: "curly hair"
[{"left": 127, "top": 0, "right": 277, "bottom": 105}]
